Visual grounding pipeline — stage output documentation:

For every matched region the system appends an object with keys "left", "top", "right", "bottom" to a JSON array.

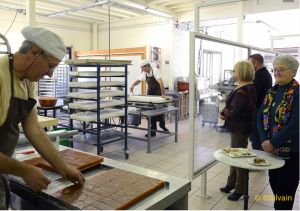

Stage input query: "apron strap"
[
  {"left": 0, "top": 175, "right": 11, "bottom": 209},
  {"left": 8, "top": 54, "right": 14, "bottom": 97}
]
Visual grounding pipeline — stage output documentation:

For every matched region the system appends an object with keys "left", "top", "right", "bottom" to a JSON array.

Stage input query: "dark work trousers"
[
  {"left": 226, "top": 133, "right": 249, "bottom": 194},
  {"left": 146, "top": 73, "right": 165, "bottom": 134},
  {"left": 269, "top": 153, "right": 299, "bottom": 210},
  {"left": 249, "top": 108, "right": 263, "bottom": 150}
]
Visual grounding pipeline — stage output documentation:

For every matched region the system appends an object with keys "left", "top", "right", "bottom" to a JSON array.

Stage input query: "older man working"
[{"left": 0, "top": 26, "right": 84, "bottom": 209}]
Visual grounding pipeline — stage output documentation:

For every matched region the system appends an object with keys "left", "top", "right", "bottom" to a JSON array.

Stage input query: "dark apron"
[
  {"left": 0, "top": 54, "right": 36, "bottom": 209},
  {"left": 146, "top": 73, "right": 161, "bottom": 96},
  {"left": 146, "top": 73, "right": 164, "bottom": 130}
]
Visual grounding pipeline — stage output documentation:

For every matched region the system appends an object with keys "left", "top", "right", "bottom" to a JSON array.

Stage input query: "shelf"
[
  {"left": 69, "top": 71, "right": 126, "bottom": 77},
  {"left": 68, "top": 90, "right": 125, "bottom": 99},
  {"left": 69, "top": 100, "right": 124, "bottom": 110},
  {"left": 70, "top": 109, "right": 125, "bottom": 122},
  {"left": 69, "top": 81, "right": 125, "bottom": 88},
  {"left": 65, "top": 59, "right": 132, "bottom": 66}
]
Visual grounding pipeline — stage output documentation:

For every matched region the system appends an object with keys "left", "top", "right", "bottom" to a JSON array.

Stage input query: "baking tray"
[
  {"left": 69, "top": 71, "right": 125, "bottom": 77},
  {"left": 70, "top": 108, "right": 135, "bottom": 122},
  {"left": 23, "top": 149, "right": 104, "bottom": 172},
  {"left": 128, "top": 95, "right": 171, "bottom": 103},
  {"left": 51, "top": 168, "right": 169, "bottom": 210},
  {"left": 69, "top": 100, "right": 124, "bottom": 110},
  {"left": 68, "top": 90, "right": 125, "bottom": 99},
  {"left": 69, "top": 81, "right": 125, "bottom": 88},
  {"left": 70, "top": 109, "right": 125, "bottom": 122}
]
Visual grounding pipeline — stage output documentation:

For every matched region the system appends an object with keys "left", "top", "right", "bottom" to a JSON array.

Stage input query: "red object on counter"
[{"left": 17, "top": 150, "right": 35, "bottom": 155}]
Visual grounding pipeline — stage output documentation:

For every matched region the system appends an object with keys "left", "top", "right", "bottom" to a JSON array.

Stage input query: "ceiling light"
[
  {"left": 47, "top": 0, "right": 109, "bottom": 17},
  {"left": 145, "top": 8, "right": 172, "bottom": 18}
]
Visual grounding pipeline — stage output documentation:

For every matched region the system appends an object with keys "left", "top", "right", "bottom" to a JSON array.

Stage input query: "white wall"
[
  {"left": 98, "top": 16, "right": 174, "bottom": 88},
  {"left": 0, "top": 10, "right": 91, "bottom": 54}
]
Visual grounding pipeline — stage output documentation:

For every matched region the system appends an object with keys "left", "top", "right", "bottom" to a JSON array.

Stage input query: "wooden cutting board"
[
  {"left": 23, "top": 149, "right": 103, "bottom": 172},
  {"left": 51, "top": 168, "right": 165, "bottom": 210}
]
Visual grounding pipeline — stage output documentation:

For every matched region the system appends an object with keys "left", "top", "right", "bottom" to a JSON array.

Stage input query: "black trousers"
[
  {"left": 150, "top": 115, "right": 165, "bottom": 132},
  {"left": 226, "top": 133, "right": 249, "bottom": 194},
  {"left": 249, "top": 108, "right": 263, "bottom": 150},
  {"left": 269, "top": 153, "right": 299, "bottom": 210}
]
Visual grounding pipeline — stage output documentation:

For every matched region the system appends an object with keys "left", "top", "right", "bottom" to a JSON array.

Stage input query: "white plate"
[{"left": 247, "top": 158, "right": 269, "bottom": 166}]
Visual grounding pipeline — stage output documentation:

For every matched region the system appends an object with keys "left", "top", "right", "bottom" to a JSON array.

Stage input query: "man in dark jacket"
[{"left": 248, "top": 54, "right": 272, "bottom": 150}]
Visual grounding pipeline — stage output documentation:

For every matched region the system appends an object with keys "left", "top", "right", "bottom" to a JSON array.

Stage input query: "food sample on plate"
[
  {"left": 222, "top": 147, "right": 255, "bottom": 157},
  {"left": 253, "top": 157, "right": 267, "bottom": 165}
]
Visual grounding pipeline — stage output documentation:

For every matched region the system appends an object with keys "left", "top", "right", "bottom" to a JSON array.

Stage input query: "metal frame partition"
[{"left": 188, "top": 31, "right": 278, "bottom": 197}]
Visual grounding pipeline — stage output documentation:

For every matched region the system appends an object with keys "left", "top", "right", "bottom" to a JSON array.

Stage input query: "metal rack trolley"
[
  {"left": 0, "top": 33, "right": 11, "bottom": 54},
  {"left": 66, "top": 59, "right": 131, "bottom": 158}
]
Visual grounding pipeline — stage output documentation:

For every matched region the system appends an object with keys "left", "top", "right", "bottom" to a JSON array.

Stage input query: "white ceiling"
[
  {"left": 0, "top": 0, "right": 201, "bottom": 24},
  {"left": 1, "top": 0, "right": 299, "bottom": 32}
]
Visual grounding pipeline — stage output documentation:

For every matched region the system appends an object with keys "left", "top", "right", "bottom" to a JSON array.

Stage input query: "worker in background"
[
  {"left": 248, "top": 54, "right": 272, "bottom": 150},
  {"left": 130, "top": 60, "right": 169, "bottom": 137},
  {"left": 0, "top": 26, "right": 84, "bottom": 209}
]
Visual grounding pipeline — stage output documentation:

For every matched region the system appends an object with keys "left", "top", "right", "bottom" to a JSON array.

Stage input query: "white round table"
[{"left": 213, "top": 149, "right": 285, "bottom": 210}]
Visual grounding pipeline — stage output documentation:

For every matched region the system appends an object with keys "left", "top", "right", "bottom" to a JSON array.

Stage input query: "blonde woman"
[{"left": 219, "top": 61, "right": 257, "bottom": 201}]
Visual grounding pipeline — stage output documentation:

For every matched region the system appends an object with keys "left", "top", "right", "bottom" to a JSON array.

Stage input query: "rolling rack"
[{"left": 66, "top": 59, "right": 131, "bottom": 158}]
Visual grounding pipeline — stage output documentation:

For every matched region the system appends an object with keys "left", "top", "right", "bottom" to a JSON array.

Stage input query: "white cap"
[
  {"left": 140, "top": 60, "right": 156, "bottom": 70},
  {"left": 21, "top": 26, "right": 66, "bottom": 60},
  {"left": 140, "top": 60, "right": 151, "bottom": 67}
]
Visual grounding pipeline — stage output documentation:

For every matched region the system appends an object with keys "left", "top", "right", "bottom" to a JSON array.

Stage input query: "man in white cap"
[
  {"left": 0, "top": 26, "right": 84, "bottom": 209},
  {"left": 130, "top": 60, "right": 169, "bottom": 137}
]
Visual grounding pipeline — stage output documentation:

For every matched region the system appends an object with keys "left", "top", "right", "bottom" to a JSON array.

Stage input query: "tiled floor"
[{"left": 68, "top": 117, "right": 300, "bottom": 210}]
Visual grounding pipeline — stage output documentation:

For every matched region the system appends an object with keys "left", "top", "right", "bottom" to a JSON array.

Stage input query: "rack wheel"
[
  {"left": 125, "top": 153, "right": 129, "bottom": 159},
  {"left": 99, "top": 146, "right": 104, "bottom": 152}
]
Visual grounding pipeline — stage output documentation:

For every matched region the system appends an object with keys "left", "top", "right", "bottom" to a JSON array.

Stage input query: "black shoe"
[
  {"left": 220, "top": 185, "right": 235, "bottom": 193},
  {"left": 160, "top": 126, "right": 169, "bottom": 132},
  {"left": 145, "top": 133, "right": 156, "bottom": 137},
  {"left": 227, "top": 192, "right": 243, "bottom": 201}
]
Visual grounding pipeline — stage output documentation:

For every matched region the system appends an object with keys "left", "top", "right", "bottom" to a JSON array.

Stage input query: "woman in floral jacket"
[{"left": 257, "top": 54, "right": 299, "bottom": 210}]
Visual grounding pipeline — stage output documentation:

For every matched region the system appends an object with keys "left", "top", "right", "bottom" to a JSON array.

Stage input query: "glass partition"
[{"left": 189, "top": 32, "right": 278, "bottom": 179}]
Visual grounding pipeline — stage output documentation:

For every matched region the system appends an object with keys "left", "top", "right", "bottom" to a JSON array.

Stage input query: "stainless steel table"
[
  {"left": 213, "top": 149, "right": 285, "bottom": 210},
  {"left": 10, "top": 146, "right": 191, "bottom": 210},
  {"left": 128, "top": 106, "right": 178, "bottom": 153}
]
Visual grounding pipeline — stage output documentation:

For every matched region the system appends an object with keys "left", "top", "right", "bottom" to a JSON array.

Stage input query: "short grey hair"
[
  {"left": 19, "top": 40, "right": 51, "bottom": 58},
  {"left": 19, "top": 40, "right": 34, "bottom": 53},
  {"left": 273, "top": 54, "right": 299, "bottom": 76}
]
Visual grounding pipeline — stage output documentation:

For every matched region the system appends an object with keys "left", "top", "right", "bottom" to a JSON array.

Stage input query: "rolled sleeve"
[{"left": 138, "top": 72, "right": 146, "bottom": 81}]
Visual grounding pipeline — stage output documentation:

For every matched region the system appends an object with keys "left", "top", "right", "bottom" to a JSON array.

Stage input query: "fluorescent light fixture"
[
  {"left": 46, "top": 0, "right": 172, "bottom": 19},
  {"left": 47, "top": 0, "right": 110, "bottom": 17},
  {"left": 146, "top": 7, "right": 172, "bottom": 18},
  {"left": 112, "top": 0, "right": 173, "bottom": 18}
]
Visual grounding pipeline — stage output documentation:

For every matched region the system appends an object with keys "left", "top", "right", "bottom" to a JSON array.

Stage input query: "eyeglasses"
[
  {"left": 41, "top": 51, "right": 58, "bottom": 73},
  {"left": 273, "top": 67, "right": 289, "bottom": 73}
]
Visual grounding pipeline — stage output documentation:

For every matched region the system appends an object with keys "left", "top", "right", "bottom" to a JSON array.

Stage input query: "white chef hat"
[
  {"left": 140, "top": 60, "right": 156, "bottom": 69},
  {"left": 21, "top": 26, "right": 66, "bottom": 60}
]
